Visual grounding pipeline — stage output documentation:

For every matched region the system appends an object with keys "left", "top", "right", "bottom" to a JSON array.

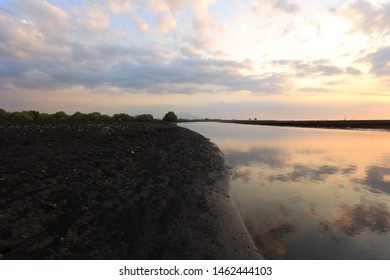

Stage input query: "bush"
[
  {"left": 112, "top": 113, "right": 134, "bottom": 121},
  {"left": 0, "top": 108, "right": 10, "bottom": 120},
  {"left": 163, "top": 111, "right": 178, "bottom": 122},
  {"left": 71, "top": 111, "right": 88, "bottom": 120},
  {"left": 37, "top": 113, "right": 51, "bottom": 120},
  {"left": 53, "top": 111, "right": 69, "bottom": 120},
  {"left": 135, "top": 114, "right": 154, "bottom": 121},
  {"left": 0, "top": 108, "right": 158, "bottom": 122},
  {"left": 11, "top": 111, "right": 34, "bottom": 120},
  {"left": 87, "top": 112, "right": 102, "bottom": 121},
  {"left": 100, "top": 114, "right": 112, "bottom": 121},
  {"left": 27, "top": 110, "right": 40, "bottom": 120}
]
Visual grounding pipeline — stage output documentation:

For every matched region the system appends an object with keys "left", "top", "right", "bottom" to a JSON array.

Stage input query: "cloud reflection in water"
[
  {"left": 361, "top": 166, "right": 390, "bottom": 194},
  {"left": 232, "top": 168, "right": 252, "bottom": 183},
  {"left": 270, "top": 164, "right": 339, "bottom": 182},
  {"left": 324, "top": 204, "right": 390, "bottom": 236},
  {"left": 180, "top": 122, "right": 390, "bottom": 259},
  {"left": 226, "top": 147, "right": 288, "bottom": 168},
  {"left": 247, "top": 221, "right": 295, "bottom": 260}
]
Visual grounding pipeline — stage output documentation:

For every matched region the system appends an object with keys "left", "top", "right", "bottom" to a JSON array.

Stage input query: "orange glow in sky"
[{"left": 0, "top": 0, "right": 389, "bottom": 119}]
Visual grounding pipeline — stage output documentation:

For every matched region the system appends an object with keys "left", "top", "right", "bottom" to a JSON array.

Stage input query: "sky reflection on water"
[{"left": 180, "top": 122, "right": 390, "bottom": 259}]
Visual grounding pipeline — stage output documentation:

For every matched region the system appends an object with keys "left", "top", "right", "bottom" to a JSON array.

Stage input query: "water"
[{"left": 179, "top": 122, "right": 390, "bottom": 259}]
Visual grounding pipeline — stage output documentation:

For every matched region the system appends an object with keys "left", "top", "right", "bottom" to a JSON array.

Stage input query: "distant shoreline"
[{"left": 180, "top": 119, "right": 390, "bottom": 130}]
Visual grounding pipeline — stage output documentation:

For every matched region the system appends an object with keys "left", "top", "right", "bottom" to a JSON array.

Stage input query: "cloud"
[
  {"left": 0, "top": 24, "right": 288, "bottom": 95},
  {"left": 336, "top": 0, "right": 390, "bottom": 35},
  {"left": 366, "top": 46, "right": 390, "bottom": 76},
  {"left": 0, "top": 13, "right": 41, "bottom": 59},
  {"left": 76, "top": 3, "right": 111, "bottom": 38},
  {"left": 190, "top": 0, "right": 215, "bottom": 36},
  {"left": 108, "top": 0, "right": 136, "bottom": 15},
  {"left": 0, "top": 1, "right": 289, "bottom": 96},
  {"left": 13, "top": 0, "right": 70, "bottom": 41},
  {"left": 254, "top": 0, "right": 299, "bottom": 16},
  {"left": 146, "top": 0, "right": 215, "bottom": 36},
  {"left": 272, "top": 59, "right": 362, "bottom": 77},
  {"left": 297, "top": 87, "right": 330, "bottom": 93},
  {"left": 86, "top": 5, "right": 110, "bottom": 29},
  {"left": 324, "top": 79, "right": 348, "bottom": 86},
  {"left": 180, "top": 46, "right": 201, "bottom": 58},
  {"left": 0, "top": 1, "right": 71, "bottom": 61},
  {"left": 273, "top": 0, "right": 299, "bottom": 13},
  {"left": 156, "top": 13, "right": 177, "bottom": 33},
  {"left": 0, "top": 7, "right": 16, "bottom": 16},
  {"left": 345, "top": 66, "right": 362, "bottom": 75},
  {"left": 132, "top": 16, "right": 149, "bottom": 33},
  {"left": 107, "top": 58, "right": 288, "bottom": 94}
]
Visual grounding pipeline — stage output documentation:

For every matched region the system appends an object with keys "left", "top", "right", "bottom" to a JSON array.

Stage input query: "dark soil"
[{"left": 0, "top": 120, "right": 258, "bottom": 260}]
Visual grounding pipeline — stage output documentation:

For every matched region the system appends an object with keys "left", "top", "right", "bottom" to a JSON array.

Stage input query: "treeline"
[{"left": 0, "top": 108, "right": 155, "bottom": 121}]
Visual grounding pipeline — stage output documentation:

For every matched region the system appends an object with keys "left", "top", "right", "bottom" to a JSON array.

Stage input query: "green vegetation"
[
  {"left": 135, "top": 114, "right": 154, "bottom": 121},
  {"left": 0, "top": 108, "right": 177, "bottom": 122},
  {"left": 53, "top": 111, "right": 68, "bottom": 120},
  {"left": 112, "top": 113, "right": 134, "bottom": 121},
  {"left": 163, "top": 111, "right": 178, "bottom": 122},
  {"left": 0, "top": 108, "right": 10, "bottom": 119},
  {"left": 71, "top": 111, "right": 89, "bottom": 120}
]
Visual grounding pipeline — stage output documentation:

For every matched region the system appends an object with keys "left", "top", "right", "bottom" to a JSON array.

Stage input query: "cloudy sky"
[{"left": 0, "top": 0, "right": 389, "bottom": 119}]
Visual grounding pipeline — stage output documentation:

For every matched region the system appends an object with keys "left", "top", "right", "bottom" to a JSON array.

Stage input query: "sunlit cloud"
[
  {"left": 272, "top": 59, "right": 362, "bottom": 77},
  {"left": 108, "top": 0, "right": 136, "bottom": 15},
  {"left": 132, "top": 15, "right": 149, "bottom": 33},
  {"left": 0, "top": 0, "right": 389, "bottom": 118},
  {"left": 335, "top": 0, "right": 390, "bottom": 35},
  {"left": 253, "top": 0, "right": 300, "bottom": 16}
]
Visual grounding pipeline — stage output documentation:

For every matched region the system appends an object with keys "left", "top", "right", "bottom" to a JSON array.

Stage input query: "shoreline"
[
  {"left": 0, "top": 120, "right": 262, "bottom": 259},
  {"left": 180, "top": 119, "right": 390, "bottom": 131},
  {"left": 196, "top": 146, "right": 263, "bottom": 259}
]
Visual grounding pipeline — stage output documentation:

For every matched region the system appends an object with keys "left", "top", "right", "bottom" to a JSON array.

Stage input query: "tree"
[{"left": 163, "top": 111, "right": 178, "bottom": 122}]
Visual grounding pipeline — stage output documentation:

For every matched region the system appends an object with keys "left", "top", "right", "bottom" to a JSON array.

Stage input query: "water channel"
[{"left": 180, "top": 122, "right": 390, "bottom": 259}]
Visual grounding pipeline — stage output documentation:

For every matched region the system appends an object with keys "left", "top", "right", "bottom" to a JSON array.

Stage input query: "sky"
[{"left": 0, "top": 0, "right": 389, "bottom": 119}]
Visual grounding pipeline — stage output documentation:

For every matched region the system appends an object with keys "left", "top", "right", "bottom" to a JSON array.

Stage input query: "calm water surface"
[{"left": 180, "top": 122, "right": 390, "bottom": 259}]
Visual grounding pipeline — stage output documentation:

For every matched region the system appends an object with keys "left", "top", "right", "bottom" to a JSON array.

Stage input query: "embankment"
[{"left": 0, "top": 121, "right": 261, "bottom": 259}]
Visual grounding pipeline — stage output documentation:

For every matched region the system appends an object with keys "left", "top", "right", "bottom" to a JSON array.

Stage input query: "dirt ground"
[{"left": 0, "top": 121, "right": 261, "bottom": 260}]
